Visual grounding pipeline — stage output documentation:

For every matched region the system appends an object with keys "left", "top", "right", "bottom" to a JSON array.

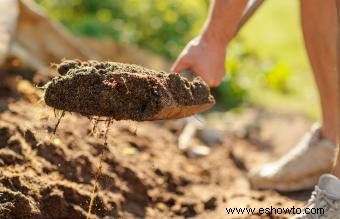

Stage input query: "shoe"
[
  {"left": 292, "top": 174, "right": 340, "bottom": 219},
  {"left": 249, "top": 124, "right": 336, "bottom": 191}
]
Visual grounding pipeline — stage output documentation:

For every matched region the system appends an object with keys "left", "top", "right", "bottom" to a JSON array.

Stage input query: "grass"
[{"left": 235, "top": 1, "right": 320, "bottom": 119}]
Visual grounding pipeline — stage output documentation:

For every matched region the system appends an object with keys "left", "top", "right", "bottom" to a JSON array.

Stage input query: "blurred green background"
[{"left": 34, "top": 0, "right": 319, "bottom": 119}]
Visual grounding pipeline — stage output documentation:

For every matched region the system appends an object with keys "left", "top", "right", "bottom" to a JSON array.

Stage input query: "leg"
[
  {"left": 292, "top": 2, "right": 340, "bottom": 217},
  {"left": 332, "top": 0, "right": 340, "bottom": 177},
  {"left": 301, "top": 0, "right": 338, "bottom": 144},
  {"left": 294, "top": 4, "right": 340, "bottom": 214},
  {"left": 249, "top": 0, "right": 338, "bottom": 192}
]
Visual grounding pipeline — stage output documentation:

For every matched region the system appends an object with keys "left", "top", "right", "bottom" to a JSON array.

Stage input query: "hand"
[{"left": 171, "top": 36, "right": 227, "bottom": 87}]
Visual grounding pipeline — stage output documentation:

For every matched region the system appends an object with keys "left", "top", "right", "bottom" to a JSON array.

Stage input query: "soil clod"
[{"left": 44, "top": 60, "right": 215, "bottom": 121}]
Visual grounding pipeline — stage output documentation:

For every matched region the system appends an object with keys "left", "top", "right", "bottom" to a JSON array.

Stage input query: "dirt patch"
[
  {"left": 0, "top": 99, "right": 307, "bottom": 219},
  {"left": 0, "top": 67, "right": 312, "bottom": 218},
  {"left": 44, "top": 60, "right": 215, "bottom": 121}
]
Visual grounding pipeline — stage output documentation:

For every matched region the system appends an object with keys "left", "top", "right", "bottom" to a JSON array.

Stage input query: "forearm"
[{"left": 201, "top": 0, "right": 248, "bottom": 45}]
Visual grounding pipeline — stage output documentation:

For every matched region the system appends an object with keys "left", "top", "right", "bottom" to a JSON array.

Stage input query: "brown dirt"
[
  {"left": 44, "top": 60, "right": 215, "bottom": 121},
  {"left": 0, "top": 99, "right": 311, "bottom": 219},
  {"left": 0, "top": 68, "right": 312, "bottom": 219}
]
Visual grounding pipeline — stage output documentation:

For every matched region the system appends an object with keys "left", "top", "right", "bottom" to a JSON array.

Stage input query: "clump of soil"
[{"left": 44, "top": 60, "right": 215, "bottom": 121}]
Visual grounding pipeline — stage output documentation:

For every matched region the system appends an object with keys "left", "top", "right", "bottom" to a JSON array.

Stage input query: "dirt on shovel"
[{"left": 43, "top": 60, "right": 215, "bottom": 121}]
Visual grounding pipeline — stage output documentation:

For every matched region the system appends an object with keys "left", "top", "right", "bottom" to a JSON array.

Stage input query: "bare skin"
[
  {"left": 332, "top": 0, "right": 340, "bottom": 177},
  {"left": 301, "top": 0, "right": 338, "bottom": 147},
  {"left": 172, "top": 0, "right": 340, "bottom": 176},
  {"left": 171, "top": 0, "right": 248, "bottom": 87}
]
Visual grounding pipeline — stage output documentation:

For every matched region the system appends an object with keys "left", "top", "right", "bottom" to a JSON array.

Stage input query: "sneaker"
[
  {"left": 249, "top": 124, "right": 336, "bottom": 191},
  {"left": 292, "top": 174, "right": 340, "bottom": 219}
]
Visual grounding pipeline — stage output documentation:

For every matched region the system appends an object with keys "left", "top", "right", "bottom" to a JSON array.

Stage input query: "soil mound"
[{"left": 44, "top": 60, "right": 215, "bottom": 121}]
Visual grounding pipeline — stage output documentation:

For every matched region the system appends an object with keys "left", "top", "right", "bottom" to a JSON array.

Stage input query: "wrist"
[
  {"left": 199, "top": 31, "right": 230, "bottom": 49},
  {"left": 200, "top": 27, "right": 232, "bottom": 47}
]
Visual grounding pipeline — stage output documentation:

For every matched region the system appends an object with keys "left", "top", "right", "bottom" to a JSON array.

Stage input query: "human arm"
[{"left": 171, "top": 0, "right": 248, "bottom": 87}]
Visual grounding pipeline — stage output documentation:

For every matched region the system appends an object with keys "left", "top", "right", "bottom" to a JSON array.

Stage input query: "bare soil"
[
  {"left": 0, "top": 68, "right": 312, "bottom": 219},
  {"left": 44, "top": 60, "right": 214, "bottom": 121}
]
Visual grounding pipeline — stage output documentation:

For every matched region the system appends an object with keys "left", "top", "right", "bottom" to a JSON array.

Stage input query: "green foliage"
[
  {"left": 237, "top": 1, "right": 318, "bottom": 118},
  {"left": 213, "top": 77, "right": 247, "bottom": 110},
  {"left": 213, "top": 38, "right": 293, "bottom": 110},
  {"left": 265, "top": 62, "right": 291, "bottom": 93},
  {"left": 34, "top": 0, "right": 208, "bottom": 59}
]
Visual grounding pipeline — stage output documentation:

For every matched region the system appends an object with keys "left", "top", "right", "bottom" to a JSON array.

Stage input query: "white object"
[
  {"left": 292, "top": 174, "right": 340, "bottom": 219},
  {"left": 249, "top": 124, "right": 336, "bottom": 191},
  {"left": 0, "top": 0, "right": 18, "bottom": 64}
]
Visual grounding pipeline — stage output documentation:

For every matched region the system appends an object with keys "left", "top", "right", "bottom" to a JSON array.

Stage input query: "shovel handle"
[{"left": 235, "top": 0, "right": 264, "bottom": 36}]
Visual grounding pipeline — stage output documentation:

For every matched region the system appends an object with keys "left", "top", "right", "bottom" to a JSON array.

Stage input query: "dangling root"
[
  {"left": 86, "top": 117, "right": 112, "bottom": 219},
  {"left": 91, "top": 116, "right": 100, "bottom": 135},
  {"left": 53, "top": 110, "right": 65, "bottom": 134},
  {"left": 104, "top": 118, "right": 112, "bottom": 145},
  {"left": 86, "top": 149, "right": 104, "bottom": 219}
]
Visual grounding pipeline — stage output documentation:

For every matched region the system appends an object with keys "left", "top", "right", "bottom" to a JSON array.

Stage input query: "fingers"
[
  {"left": 171, "top": 37, "right": 225, "bottom": 87},
  {"left": 171, "top": 55, "right": 191, "bottom": 73},
  {"left": 171, "top": 56, "right": 222, "bottom": 87},
  {"left": 198, "top": 69, "right": 224, "bottom": 88}
]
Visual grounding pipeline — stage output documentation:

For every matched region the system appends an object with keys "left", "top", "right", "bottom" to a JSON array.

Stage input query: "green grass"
[{"left": 234, "top": 1, "right": 320, "bottom": 119}]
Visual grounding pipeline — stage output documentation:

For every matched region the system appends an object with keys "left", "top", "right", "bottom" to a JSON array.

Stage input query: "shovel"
[
  {"left": 44, "top": 60, "right": 215, "bottom": 121},
  {"left": 44, "top": 1, "right": 263, "bottom": 121}
]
